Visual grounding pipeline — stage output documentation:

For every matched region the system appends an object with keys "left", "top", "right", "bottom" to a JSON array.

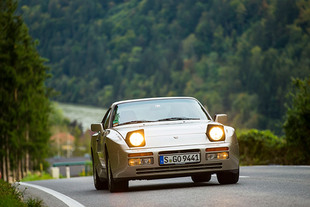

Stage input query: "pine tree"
[{"left": 0, "top": 0, "right": 50, "bottom": 182}]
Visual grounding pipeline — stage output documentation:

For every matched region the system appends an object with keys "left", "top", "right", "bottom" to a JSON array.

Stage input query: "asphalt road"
[{"left": 18, "top": 166, "right": 310, "bottom": 207}]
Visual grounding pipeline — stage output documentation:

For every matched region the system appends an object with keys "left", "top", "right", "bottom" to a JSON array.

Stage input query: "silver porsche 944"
[{"left": 91, "top": 97, "right": 239, "bottom": 192}]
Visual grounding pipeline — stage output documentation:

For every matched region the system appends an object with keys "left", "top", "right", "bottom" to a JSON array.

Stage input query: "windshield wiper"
[
  {"left": 156, "top": 117, "right": 200, "bottom": 122},
  {"left": 118, "top": 120, "right": 153, "bottom": 126}
]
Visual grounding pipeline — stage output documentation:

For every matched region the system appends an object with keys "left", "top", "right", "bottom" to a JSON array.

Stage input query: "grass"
[
  {"left": 0, "top": 171, "right": 55, "bottom": 206},
  {"left": 21, "top": 172, "right": 54, "bottom": 182},
  {"left": 25, "top": 198, "right": 44, "bottom": 207},
  {"left": 0, "top": 179, "right": 44, "bottom": 207},
  {"left": 0, "top": 179, "right": 26, "bottom": 207}
]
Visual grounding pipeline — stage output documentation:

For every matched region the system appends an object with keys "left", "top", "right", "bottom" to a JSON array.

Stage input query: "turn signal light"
[
  {"left": 206, "top": 147, "right": 229, "bottom": 152},
  {"left": 128, "top": 152, "right": 153, "bottom": 157}
]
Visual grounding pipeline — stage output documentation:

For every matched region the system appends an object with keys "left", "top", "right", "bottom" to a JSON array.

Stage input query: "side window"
[
  {"left": 111, "top": 106, "right": 119, "bottom": 127},
  {"left": 101, "top": 108, "right": 111, "bottom": 129},
  {"left": 104, "top": 112, "right": 111, "bottom": 129}
]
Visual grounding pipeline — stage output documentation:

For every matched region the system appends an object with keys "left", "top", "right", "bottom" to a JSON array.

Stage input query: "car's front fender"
[{"left": 105, "top": 130, "right": 129, "bottom": 178}]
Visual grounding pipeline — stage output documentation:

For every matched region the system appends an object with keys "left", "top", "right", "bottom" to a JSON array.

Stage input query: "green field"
[{"left": 57, "top": 102, "right": 107, "bottom": 131}]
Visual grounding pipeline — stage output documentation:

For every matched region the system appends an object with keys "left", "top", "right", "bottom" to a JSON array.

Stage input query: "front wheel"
[
  {"left": 107, "top": 157, "right": 128, "bottom": 192},
  {"left": 217, "top": 169, "right": 239, "bottom": 184},
  {"left": 92, "top": 160, "right": 108, "bottom": 190}
]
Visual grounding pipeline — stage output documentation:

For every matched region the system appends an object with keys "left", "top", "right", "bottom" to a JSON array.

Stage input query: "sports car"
[{"left": 91, "top": 97, "right": 239, "bottom": 192}]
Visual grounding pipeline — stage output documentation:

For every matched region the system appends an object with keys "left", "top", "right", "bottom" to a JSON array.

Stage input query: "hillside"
[{"left": 18, "top": 0, "right": 310, "bottom": 133}]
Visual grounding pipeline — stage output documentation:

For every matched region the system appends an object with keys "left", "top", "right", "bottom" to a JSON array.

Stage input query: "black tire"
[
  {"left": 217, "top": 169, "right": 239, "bottom": 184},
  {"left": 107, "top": 157, "right": 128, "bottom": 192},
  {"left": 191, "top": 173, "right": 212, "bottom": 183},
  {"left": 92, "top": 161, "right": 108, "bottom": 190}
]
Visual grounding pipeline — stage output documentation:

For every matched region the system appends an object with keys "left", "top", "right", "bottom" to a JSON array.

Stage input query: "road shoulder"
[{"left": 17, "top": 182, "right": 85, "bottom": 207}]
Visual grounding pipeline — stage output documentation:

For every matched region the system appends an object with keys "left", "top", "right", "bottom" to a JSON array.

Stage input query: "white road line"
[{"left": 19, "top": 182, "right": 85, "bottom": 207}]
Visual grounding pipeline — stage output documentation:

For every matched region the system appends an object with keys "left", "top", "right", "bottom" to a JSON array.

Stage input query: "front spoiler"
[{"left": 116, "top": 165, "right": 239, "bottom": 182}]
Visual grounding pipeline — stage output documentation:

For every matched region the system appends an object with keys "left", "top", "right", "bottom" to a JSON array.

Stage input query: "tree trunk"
[
  {"left": 26, "top": 127, "right": 29, "bottom": 175},
  {"left": 17, "top": 156, "right": 22, "bottom": 181},
  {"left": 2, "top": 156, "right": 6, "bottom": 181},
  {"left": 5, "top": 143, "right": 10, "bottom": 182}
]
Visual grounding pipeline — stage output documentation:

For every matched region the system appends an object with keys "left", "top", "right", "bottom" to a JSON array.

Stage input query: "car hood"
[{"left": 115, "top": 121, "right": 215, "bottom": 148}]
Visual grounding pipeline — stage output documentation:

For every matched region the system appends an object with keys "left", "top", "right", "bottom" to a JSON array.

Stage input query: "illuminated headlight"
[
  {"left": 206, "top": 152, "right": 229, "bottom": 160},
  {"left": 129, "top": 132, "right": 144, "bottom": 146},
  {"left": 128, "top": 158, "right": 153, "bottom": 166},
  {"left": 126, "top": 129, "right": 146, "bottom": 147},
  {"left": 209, "top": 127, "right": 224, "bottom": 140},
  {"left": 207, "top": 125, "right": 225, "bottom": 141},
  {"left": 217, "top": 152, "right": 229, "bottom": 159}
]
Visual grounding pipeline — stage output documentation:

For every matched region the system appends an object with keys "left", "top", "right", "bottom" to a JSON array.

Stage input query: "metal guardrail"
[
  {"left": 51, "top": 161, "right": 92, "bottom": 178},
  {"left": 52, "top": 161, "right": 92, "bottom": 167}
]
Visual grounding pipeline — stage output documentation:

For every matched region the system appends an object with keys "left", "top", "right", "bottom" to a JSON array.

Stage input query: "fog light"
[
  {"left": 128, "top": 158, "right": 142, "bottom": 166},
  {"left": 207, "top": 153, "right": 217, "bottom": 160},
  {"left": 206, "top": 152, "right": 229, "bottom": 160},
  {"left": 141, "top": 158, "right": 153, "bottom": 165},
  {"left": 217, "top": 152, "right": 229, "bottom": 160},
  {"left": 128, "top": 158, "right": 153, "bottom": 166}
]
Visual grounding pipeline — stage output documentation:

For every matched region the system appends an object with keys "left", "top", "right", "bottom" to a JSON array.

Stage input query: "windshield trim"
[{"left": 110, "top": 97, "right": 212, "bottom": 128}]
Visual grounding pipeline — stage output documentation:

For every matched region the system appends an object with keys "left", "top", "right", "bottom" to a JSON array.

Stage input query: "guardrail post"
[
  {"left": 66, "top": 166, "right": 70, "bottom": 178},
  {"left": 52, "top": 161, "right": 91, "bottom": 178},
  {"left": 51, "top": 167, "right": 60, "bottom": 179}
]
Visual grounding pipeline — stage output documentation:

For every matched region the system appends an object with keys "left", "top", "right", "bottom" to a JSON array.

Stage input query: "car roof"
[{"left": 111, "top": 97, "right": 198, "bottom": 107}]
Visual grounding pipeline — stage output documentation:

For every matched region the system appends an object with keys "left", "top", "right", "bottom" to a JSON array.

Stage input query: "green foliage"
[
  {"left": 238, "top": 129, "right": 286, "bottom": 165},
  {"left": 17, "top": 0, "right": 310, "bottom": 133},
  {"left": 25, "top": 198, "right": 44, "bottom": 207},
  {"left": 21, "top": 172, "right": 53, "bottom": 182},
  {"left": 0, "top": 180, "right": 44, "bottom": 207},
  {"left": 0, "top": 179, "right": 26, "bottom": 207},
  {"left": 49, "top": 102, "right": 70, "bottom": 126},
  {"left": 0, "top": 0, "right": 51, "bottom": 181},
  {"left": 79, "top": 162, "right": 93, "bottom": 177},
  {"left": 283, "top": 77, "right": 310, "bottom": 165}
]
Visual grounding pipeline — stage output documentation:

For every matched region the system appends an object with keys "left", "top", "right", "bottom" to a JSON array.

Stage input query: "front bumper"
[{"left": 107, "top": 142, "right": 239, "bottom": 181}]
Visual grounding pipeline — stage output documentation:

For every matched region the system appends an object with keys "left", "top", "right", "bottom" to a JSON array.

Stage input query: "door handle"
[{"left": 96, "top": 131, "right": 101, "bottom": 142}]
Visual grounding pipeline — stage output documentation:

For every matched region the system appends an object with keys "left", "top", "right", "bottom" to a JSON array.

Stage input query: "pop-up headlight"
[
  {"left": 207, "top": 125, "right": 225, "bottom": 142},
  {"left": 126, "top": 129, "right": 145, "bottom": 147}
]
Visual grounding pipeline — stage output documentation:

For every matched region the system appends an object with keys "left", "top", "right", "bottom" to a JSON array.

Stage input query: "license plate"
[{"left": 159, "top": 153, "right": 200, "bottom": 165}]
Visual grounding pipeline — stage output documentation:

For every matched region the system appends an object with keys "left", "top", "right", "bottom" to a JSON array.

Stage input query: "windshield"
[{"left": 111, "top": 98, "right": 210, "bottom": 127}]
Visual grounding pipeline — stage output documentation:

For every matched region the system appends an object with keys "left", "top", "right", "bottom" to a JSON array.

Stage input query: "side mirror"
[
  {"left": 214, "top": 114, "right": 227, "bottom": 125},
  {"left": 91, "top": 123, "right": 104, "bottom": 133}
]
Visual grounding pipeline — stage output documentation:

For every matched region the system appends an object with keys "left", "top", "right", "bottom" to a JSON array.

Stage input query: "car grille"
[{"left": 136, "top": 163, "right": 222, "bottom": 175}]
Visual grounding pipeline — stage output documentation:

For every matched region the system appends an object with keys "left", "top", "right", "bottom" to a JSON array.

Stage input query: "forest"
[
  {"left": 18, "top": 0, "right": 310, "bottom": 134},
  {"left": 1, "top": 0, "right": 310, "bottom": 182}
]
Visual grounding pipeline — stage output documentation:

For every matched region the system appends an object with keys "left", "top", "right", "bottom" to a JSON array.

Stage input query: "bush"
[
  {"left": 0, "top": 179, "right": 26, "bottom": 207},
  {"left": 283, "top": 77, "right": 310, "bottom": 165},
  {"left": 238, "top": 129, "right": 286, "bottom": 165},
  {"left": 26, "top": 198, "right": 44, "bottom": 207},
  {"left": 0, "top": 179, "right": 45, "bottom": 207}
]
